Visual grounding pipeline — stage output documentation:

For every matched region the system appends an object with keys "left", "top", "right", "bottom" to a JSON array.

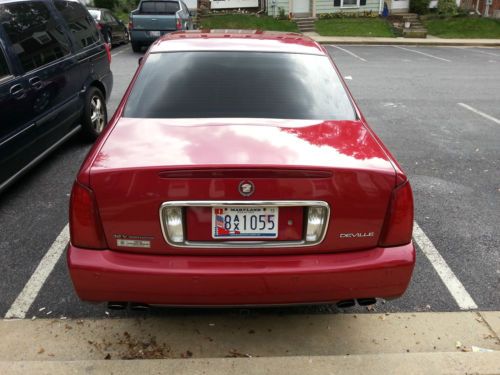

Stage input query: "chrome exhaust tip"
[
  {"left": 336, "top": 299, "right": 356, "bottom": 308},
  {"left": 107, "top": 302, "right": 127, "bottom": 310},
  {"left": 130, "top": 302, "right": 150, "bottom": 311},
  {"left": 357, "top": 298, "right": 377, "bottom": 306}
]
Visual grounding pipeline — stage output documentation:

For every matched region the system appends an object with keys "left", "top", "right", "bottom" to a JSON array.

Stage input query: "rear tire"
[
  {"left": 131, "top": 42, "right": 141, "bottom": 53},
  {"left": 105, "top": 32, "right": 112, "bottom": 49},
  {"left": 81, "top": 87, "right": 107, "bottom": 142}
]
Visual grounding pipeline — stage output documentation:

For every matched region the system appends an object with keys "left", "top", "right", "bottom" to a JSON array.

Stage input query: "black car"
[
  {"left": 88, "top": 7, "right": 129, "bottom": 48},
  {"left": 0, "top": 0, "right": 113, "bottom": 192}
]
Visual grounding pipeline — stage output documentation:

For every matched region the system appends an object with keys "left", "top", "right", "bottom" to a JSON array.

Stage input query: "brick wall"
[{"left": 477, "top": 0, "right": 500, "bottom": 17}]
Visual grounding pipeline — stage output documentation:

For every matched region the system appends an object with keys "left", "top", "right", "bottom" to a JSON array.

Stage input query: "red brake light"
[
  {"left": 128, "top": 21, "right": 133, "bottom": 30},
  {"left": 69, "top": 182, "right": 107, "bottom": 249},
  {"left": 96, "top": 22, "right": 103, "bottom": 30},
  {"left": 176, "top": 17, "right": 182, "bottom": 30},
  {"left": 378, "top": 180, "right": 414, "bottom": 247},
  {"left": 104, "top": 42, "right": 111, "bottom": 63}
]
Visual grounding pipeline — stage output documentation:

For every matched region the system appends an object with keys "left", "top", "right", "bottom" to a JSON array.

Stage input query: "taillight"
[
  {"left": 104, "top": 42, "right": 111, "bottom": 63},
  {"left": 69, "top": 182, "right": 107, "bottom": 249},
  {"left": 96, "top": 22, "right": 103, "bottom": 30},
  {"left": 378, "top": 179, "right": 414, "bottom": 247},
  {"left": 176, "top": 17, "right": 182, "bottom": 30},
  {"left": 128, "top": 21, "right": 133, "bottom": 30}
]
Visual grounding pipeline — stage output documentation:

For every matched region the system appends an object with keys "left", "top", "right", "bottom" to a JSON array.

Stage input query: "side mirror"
[{"left": 138, "top": 57, "right": 143, "bottom": 65}]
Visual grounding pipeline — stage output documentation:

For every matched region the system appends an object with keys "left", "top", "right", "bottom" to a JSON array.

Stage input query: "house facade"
[
  {"left": 266, "top": 0, "right": 410, "bottom": 17},
  {"left": 477, "top": 0, "right": 500, "bottom": 17}
]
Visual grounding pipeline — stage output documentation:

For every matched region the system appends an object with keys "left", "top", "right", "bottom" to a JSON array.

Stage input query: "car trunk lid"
[{"left": 90, "top": 118, "right": 397, "bottom": 255}]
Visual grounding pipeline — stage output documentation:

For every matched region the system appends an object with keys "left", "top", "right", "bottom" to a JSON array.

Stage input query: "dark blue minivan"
[{"left": 0, "top": 0, "right": 113, "bottom": 192}]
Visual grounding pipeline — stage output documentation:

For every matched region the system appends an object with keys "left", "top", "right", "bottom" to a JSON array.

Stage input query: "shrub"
[
  {"left": 437, "top": 0, "right": 458, "bottom": 16},
  {"left": 318, "top": 11, "right": 378, "bottom": 19},
  {"left": 277, "top": 7, "right": 288, "bottom": 20},
  {"left": 410, "top": 0, "right": 430, "bottom": 15}
]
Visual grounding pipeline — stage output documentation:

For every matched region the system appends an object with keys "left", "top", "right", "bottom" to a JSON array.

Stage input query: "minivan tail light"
[
  {"left": 176, "top": 17, "right": 182, "bottom": 30},
  {"left": 104, "top": 42, "right": 111, "bottom": 63},
  {"left": 378, "top": 180, "right": 414, "bottom": 247},
  {"left": 70, "top": 182, "right": 107, "bottom": 249},
  {"left": 128, "top": 21, "right": 133, "bottom": 30}
]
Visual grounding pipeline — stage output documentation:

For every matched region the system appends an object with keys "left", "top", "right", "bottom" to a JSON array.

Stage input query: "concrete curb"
[
  {"left": 1, "top": 352, "right": 500, "bottom": 375},
  {"left": 309, "top": 36, "right": 500, "bottom": 46},
  {"left": 1, "top": 312, "right": 499, "bottom": 361}
]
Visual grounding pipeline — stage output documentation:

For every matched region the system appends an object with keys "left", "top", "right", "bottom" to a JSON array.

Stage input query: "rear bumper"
[
  {"left": 67, "top": 243, "right": 415, "bottom": 306},
  {"left": 130, "top": 30, "right": 173, "bottom": 44}
]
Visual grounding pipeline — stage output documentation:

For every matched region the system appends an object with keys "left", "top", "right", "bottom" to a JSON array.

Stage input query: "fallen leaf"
[
  {"left": 37, "top": 348, "right": 45, "bottom": 354},
  {"left": 104, "top": 353, "right": 111, "bottom": 360}
]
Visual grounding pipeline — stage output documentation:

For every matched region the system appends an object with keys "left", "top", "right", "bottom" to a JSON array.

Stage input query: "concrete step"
[
  {"left": 1, "top": 312, "right": 498, "bottom": 361},
  {"left": 2, "top": 352, "right": 500, "bottom": 374}
]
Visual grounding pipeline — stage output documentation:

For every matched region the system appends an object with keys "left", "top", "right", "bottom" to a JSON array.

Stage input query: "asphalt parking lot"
[{"left": 0, "top": 44, "right": 498, "bottom": 320}]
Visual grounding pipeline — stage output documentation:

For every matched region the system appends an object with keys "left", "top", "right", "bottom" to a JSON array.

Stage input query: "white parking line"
[
  {"left": 329, "top": 45, "right": 367, "bottom": 62},
  {"left": 4, "top": 225, "right": 69, "bottom": 319},
  {"left": 458, "top": 103, "right": 500, "bottom": 125},
  {"left": 112, "top": 47, "right": 130, "bottom": 57},
  {"left": 413, "top": 222, "right": 477, "bottom": 310},
  {"left": 456, "top": 47, "right": 500, "bottom": 58},
  {"left": 393, "top": 46, "right": 451, "bottom": 62}
]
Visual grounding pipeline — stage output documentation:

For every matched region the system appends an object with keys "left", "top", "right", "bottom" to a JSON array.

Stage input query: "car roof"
[{"left": 149, "top": 30, "right": 325, "bottom": 55}]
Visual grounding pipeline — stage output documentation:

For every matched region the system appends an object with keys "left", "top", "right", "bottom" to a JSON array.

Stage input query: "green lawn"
[
  {"left": 199, "top": 15, "right": 298, "bottom": 32},
  {"left": 423, "top": 17, "right": 500, "bottom": 38},
  {"left": 315, "top": 18, "right": 395, "bottom": 37}
]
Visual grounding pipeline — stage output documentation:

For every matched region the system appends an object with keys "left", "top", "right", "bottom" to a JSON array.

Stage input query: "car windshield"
[
  {"left": 88, "top": 9, "right": 100, "bottom": 20},
  {"left": 140, "top": 1, "right": 180, "bottom": 14},
  {"left": 124, "top": 52, "right": 356, "bottom": 120}
]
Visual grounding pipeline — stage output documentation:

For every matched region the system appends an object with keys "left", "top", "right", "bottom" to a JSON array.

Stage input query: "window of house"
[
  {"left": 342, "top": 0, "right": 360, "bottom": 7},
  {"left": 0, "top": 1, "right": 71, "bottom": 72},
  {"left": 54, "top": 1, "right": 100, "bottom": 51}
]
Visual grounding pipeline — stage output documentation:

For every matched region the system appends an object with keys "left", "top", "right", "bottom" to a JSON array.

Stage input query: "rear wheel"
[
  {"left": 105, "top": 32, "right": 112, "bottom": 49},
  {"left": 81, "top": 87, "right": 107, "bottom": 141},
  {"left": 123, "top": 30, "right": 129, "bottom": 44},
  {"left": 131, "top": 41, "right": 141, "bottom": 53}
]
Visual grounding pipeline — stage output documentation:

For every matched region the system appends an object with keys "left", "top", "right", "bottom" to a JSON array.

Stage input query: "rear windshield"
[
  {"left": 140, "top": 1, "right": 180, "bottom": 14},
  {"left": 124, "top": 52, "right": 356, "bottom": 120},
  {"left": 88, "top": 9, "right": 100, "bottom": 20}
]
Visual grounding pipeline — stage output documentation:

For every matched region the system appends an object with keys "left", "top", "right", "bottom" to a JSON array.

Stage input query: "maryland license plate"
[{"left": 212, "top": 206, "right": 279, "bottom": 239}]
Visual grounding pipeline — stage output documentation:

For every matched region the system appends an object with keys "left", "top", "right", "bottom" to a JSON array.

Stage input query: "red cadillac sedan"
[{"left": 68, "top": 31, "right": 415, "bottom": 309}]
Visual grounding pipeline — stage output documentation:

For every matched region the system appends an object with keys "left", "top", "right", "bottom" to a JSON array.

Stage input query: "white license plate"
[
  {"left": 212, "top": 206, "right": 279, "bottom": 239},
  {"left": 149, "top": 31, "right": 161, "bottom": 37}
]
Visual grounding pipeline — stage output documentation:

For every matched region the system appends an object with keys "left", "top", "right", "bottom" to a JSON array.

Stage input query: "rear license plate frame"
[{"left": 212, "top": 206, "right": 279, "bottom": 239}]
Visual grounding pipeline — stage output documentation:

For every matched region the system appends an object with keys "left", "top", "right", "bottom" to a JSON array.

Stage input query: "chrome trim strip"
[
  {"left": 0, "top": 125, "right": 81, "bottom": 193},
  {"left": 159, "top": 200, "right": 330, "bottom": 248}
]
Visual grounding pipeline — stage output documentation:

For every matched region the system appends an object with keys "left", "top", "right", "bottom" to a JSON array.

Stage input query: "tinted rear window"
[
  {"left": 140, "top": 1, "right": 180, "bottom": 14},
  {"left": 54, "top": 1, "right": 100, "bottom": 51},
  {"left": 124, "top": 52, "right": 356, "bottom": 120}
]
